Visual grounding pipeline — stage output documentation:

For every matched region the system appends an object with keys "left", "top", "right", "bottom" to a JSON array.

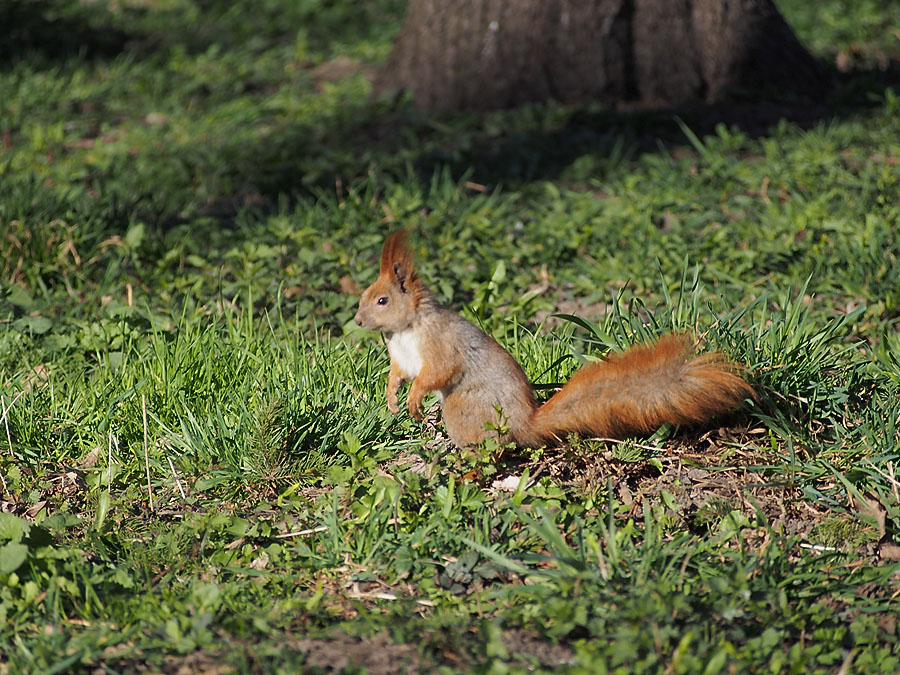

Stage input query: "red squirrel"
[{"left": 354, "top": 231, "right": 754, "bottom": 448}]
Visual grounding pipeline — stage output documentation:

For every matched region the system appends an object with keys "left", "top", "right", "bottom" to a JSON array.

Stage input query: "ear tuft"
[{"left": 380, "top": 230, "right": 416, "bottom": 289}]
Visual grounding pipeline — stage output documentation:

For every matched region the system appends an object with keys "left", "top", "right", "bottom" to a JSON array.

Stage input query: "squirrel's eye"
[{"left": 377, "top": 297, "right": 388, "bottom": 305}]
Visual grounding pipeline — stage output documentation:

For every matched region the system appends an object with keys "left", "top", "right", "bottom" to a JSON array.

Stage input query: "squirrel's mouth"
[{"left": 354, "top": 311, "right": 377, "bottom": 330}]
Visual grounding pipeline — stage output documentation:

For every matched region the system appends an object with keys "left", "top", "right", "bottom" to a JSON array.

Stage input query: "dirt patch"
[
  {"left": 1, "top": 466, "right": 90, "bottom": 523},
  {"left": 493, "top": 423, "right": 845, "bottom": 547},
  {"left": 114, "top": 627, "right": 576, "bottom": 673},
  {"left": 500, "top": 629, "right": 575, "bottom": 668},
  {"left": 143, "top": 652, "right": 235, "bottom": 675},
  {"left": 107, "top": 634, "right": 421, "bottom": 674},
  {"left": 286, "top": 632, "right": 421, "bottom": 673}
]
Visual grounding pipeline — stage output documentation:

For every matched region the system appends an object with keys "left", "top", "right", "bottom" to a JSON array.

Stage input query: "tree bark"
[{"left": 374, "top": 0, "right": 827, "bottom": 111}]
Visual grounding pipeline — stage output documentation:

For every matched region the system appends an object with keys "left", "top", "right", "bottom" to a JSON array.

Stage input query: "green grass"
[{"left": 2, "top": 0, "right": 900, "bottom": 672}]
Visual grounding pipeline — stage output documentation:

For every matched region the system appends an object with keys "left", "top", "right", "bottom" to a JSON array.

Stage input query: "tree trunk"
[{"left": 374, "top": 0, "right": 827, "bottom": 111}]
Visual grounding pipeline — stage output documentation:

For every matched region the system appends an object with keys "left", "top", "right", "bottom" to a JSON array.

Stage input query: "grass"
[{"left": 1, "top": 0, "right": 900, "bottom": 672}]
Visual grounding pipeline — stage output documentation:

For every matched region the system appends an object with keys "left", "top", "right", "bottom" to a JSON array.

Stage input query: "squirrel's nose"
[{"left": 354, "top": 312, "right": 363, "bottom": 326}]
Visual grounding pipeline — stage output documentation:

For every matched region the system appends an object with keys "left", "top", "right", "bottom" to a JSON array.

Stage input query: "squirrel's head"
[{"left": 354, "top": 231, "right": 422, "bottom": 333}]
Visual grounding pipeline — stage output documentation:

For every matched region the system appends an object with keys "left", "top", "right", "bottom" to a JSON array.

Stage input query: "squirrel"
[{"left": 354, "top": 231, "right": 755, "bottom": 448}]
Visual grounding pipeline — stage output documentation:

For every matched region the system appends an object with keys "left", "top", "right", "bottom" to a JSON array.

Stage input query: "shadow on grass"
[
  {"left": 422, "top": 62, "right": 900, "bottom": 187},
  {"left": 5, "top": 0, "right": 897, "bottom": 230},
  {"left": 0, "top": 0, "right": 406, "bottom": 66},
  {"left": 0, "top": 0, "right": 136, "bottom": 63},
  {"left": 218, "top": 59, "right": 900, "bottom": 205}
]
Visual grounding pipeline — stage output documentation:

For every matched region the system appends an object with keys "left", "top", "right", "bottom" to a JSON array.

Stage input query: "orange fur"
[
  {"left": 379, "top": 230, "right": 412, "bottom": 278},
  {"left": 356, "top": 233, "right": 755, "bottom": 449},
  {"left": 516, "top": 334, "right": 755, "bottom": 447}
]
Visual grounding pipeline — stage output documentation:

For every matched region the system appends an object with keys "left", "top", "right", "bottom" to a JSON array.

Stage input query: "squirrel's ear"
[
  {"left": 393, "top": 261, "right": 410, "bottom": 293},
  {"left": 380, "top": 230, "right": 415, "bottom": 291}
]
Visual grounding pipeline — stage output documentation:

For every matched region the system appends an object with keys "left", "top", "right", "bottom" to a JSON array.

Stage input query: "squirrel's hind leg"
[{"left": 441, "top": 395, "right": 508, "bottom": 448}]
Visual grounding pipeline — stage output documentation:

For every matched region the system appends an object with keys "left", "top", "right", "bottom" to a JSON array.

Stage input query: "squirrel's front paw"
[
  {"left": 407, "top": 398, "right": 423, "bottom": 421},
  {"left": 387, "top": 397, "right": 400, "bottom": 415}
]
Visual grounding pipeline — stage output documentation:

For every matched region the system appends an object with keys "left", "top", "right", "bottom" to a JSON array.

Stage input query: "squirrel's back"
[{"left": 418, "top": 309, "right": 538, "bottom": 447}]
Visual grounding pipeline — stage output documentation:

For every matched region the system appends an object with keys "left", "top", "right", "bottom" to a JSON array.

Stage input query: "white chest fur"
[{"left": 386, "top": 330, "right": 423, "bottom": 379}]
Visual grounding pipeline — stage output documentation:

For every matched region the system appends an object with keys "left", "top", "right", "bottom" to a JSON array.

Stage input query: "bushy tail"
[{"left": 516, "top": 334, "right": 754, "bottom": 447}]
